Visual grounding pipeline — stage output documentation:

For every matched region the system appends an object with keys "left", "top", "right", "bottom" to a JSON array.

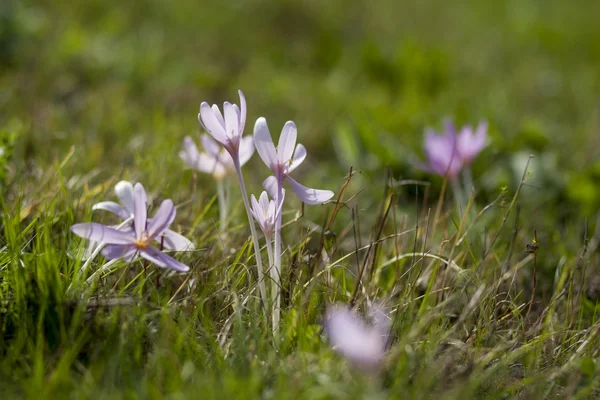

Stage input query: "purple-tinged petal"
[
  {"left": 286, "top": 143, "right": 307, "bottom": 173},
  {"left": 238, "top": 90, "right": 247, "bottom": 135},
  {"left": 423, "top": 130, "right": 462, "bottom": 178},
  {"left": 253, "top": 117, "right": 278, "bottom": 170},
  {"left": 147, "top": 199, "right": 176, "bottom": 239},
  {"left": 238, "top": 135, "right": 255, "bottom": 167},
  {"left": 71, "top": 223, "right": 135, "bottom": 245},
  {"left": 132, "top": 183, "right": 148, "bottom": 239},
  {"left": 199, "top": 102, "right": 227, "bottom": 144},
  {"left": 324, "top": 304, "right": 387, "bottom": 371},
  {"left": 92, "top": 201, "right": 130, "bottom": 220},
  {"left": 115, "top": 181, "right": 134, "bottom": 214},
  {"left": 287, "top": 176, "right": 334, "bottom": 205},
  {"left": 457, "top": 120, "right": 488, "bottom": 164},
  {"left": 223, "top": 102, "right": 239, "bottom": 141},
  {"left": 250, "top": 194, "right": 262, "bottom": 223},
  {"left": 277, "top": 121, "right": 297, "bottom": 164},
  {"left": 201, "top": 134, "right": 221, "bottom": 159},
  {"left": 263, "top": 175, "right": 279, "bottom": 200},
  {"left": 161, "top": 229, "right": 194, "bottom": 251},
  {"left": 195, "top": 153, "right": 223, "bottom": 175},
  {"left": 211, "top": 104, "right": 226, "bottom": 129},
  {"left": 102, "top": 244, "right": 137, "bottom": 261},
  {"left": 443, "top": 119, "right": 458, "bottom": 137},
  {"left": 180, "top": 137, "right": 200, "bottom": 169},
  {"left": 258, "top": 191, "right": 270, "bottom": 212},
  {"left": 140, "top": 246, "right": 190, "bottom": 272}
]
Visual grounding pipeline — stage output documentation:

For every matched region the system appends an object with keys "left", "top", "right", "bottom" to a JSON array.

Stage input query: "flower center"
[{"left": 135, "top": 233, "right": 151, "bottom": 249}]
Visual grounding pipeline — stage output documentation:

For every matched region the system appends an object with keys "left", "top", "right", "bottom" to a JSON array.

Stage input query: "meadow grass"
[{"left": 1, "top": 0, "right": 600, "bottom": 398}]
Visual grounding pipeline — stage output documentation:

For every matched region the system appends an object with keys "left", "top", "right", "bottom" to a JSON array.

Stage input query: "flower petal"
[
  {"left": 102, "top": 244, "right": 137, "bottom": 261},
  {"left": 238, "top": 90, "right": 247, "bottom": 135},
  {"left": 286, "top": 143, "right": 307, "bottom": 173},
  {"left": 223, "top": 101, "right": 239, "bottom": 141},
  {"left": 199, "top": 102, "right": 227, "bottom": 144},
  {"left": 253, "top": 117, "right": 278, "bottom": 170},
  {"left": 147, "top": 199, "right": 176, "bottom": 239},
  {"left": 324, "top": 304, "right": 386, "bottom": 370},
  {"left": 180, "top": 137, "right": 200, "bottom": 169},
  {"left": 287, "top": 176, "right": 334, "bottom": 205},
  {"left": 201, "top": 134, "right": 221, "bottom": 158},
  {"left": 238, "top": 135, "right": 255, "bottom": 167},
  {"left": 133, "top": 183, "right": 148, "bottom": 239},
  {"left": 250, "top": 194, "right": 262, "bottom": 222},
  {"left": 211, "top": 104, "right": 226, "bottom": 129},
  {"left": 115, "top": 181, "right": 135, "bottom": 214},
  {"left": 92, "top": 201, "right": 130, "bottom": 220},
  {"left": 71, "top": 223, "right": 135, "bottom": 245},
  {"left": 140, "top": 246, "right": 190, "bottom": 272},
  {"left": 277, "top": 121, "right": 297, "bottom": 164},
  {"left": 161, "top": 229, "right": 194, "bottom": 251},
  {"left": 263, "top": 175, "right": 279, "bottom": 200}
]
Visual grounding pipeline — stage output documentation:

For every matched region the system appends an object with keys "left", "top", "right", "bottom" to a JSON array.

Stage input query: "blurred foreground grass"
[{"left": 1, "top": 0, "right": 600, "bottom": 398}]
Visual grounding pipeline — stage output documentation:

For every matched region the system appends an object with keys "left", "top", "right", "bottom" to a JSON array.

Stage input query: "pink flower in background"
[
  {"left": 456, "top": 120, "right": 488, "bottom": 164},
  {"left": 421, "top": 120, "right": 463, "bottom": 179},
  {"left": 324, "top": 303, "right": 390, "bottom": 371}
]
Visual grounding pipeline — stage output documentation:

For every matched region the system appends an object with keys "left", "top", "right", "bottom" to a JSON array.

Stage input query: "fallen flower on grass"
[
  {"left": 324, "top": 303, "right": 390, "bottom": 371},
  {"left": 71, "top": 183, "right": 191, "bottom": 272}
]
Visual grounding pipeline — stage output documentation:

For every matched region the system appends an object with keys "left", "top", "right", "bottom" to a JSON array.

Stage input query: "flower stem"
[
  {"left": 451, "top": 179, "right": 465, "bottom": 216},
  {"left": 217, "top": 179, "right": 228, "bottom": 244},
  {"left": 265, "top": 234, "right": 278, "bottom": 333},
  {"left": 232, "top": 157, "right": 268, "bottom": 307},
  {"left": 272, "top": 184, "right": 283, "bottom": 333}
]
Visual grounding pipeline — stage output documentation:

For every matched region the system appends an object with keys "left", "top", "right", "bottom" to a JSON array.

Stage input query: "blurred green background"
[{"left": 1, "top": 0, "right": 600, "bottom": 215}]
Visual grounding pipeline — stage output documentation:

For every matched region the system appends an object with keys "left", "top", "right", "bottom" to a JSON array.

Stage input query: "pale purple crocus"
[
  {"left": 421, "top": 120, "right": 463, "bottom": 180},
  {"left": 71, "top": 183, "right": 190, "bottom": 272},
  {"left": 456, "top": 120, "right": 488, "bottom": 164},
  {"left": 198, "top": 90, "right": 247, "bottom": 156},
  {"left": 254, "top": 117, "right": 334, "bottom": 205},
  {"left": 324, "top": 304, "right": 390, "bottom": 372},
  {"left": 250, "top": 190, "right": 284, "bottom": 241},
  {"left": 179, "top": 134, "right": 254, "bottom": 181},
  {"left": 197, "top": 90, "right": 267, "bottom": 305},
  {"left": 92, "top": 180, "right": 193, "bottom": 251},
  {"left": 254, "top": 117, "right": 334, "bottom": 332},
  {"left": 250, "top": 190, "right": 285, "bottom": 332}
]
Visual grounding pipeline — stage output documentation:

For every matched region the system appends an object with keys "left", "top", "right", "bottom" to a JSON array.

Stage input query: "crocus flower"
[
  {"left": 71, "top": 183, "right": 190, "bottom": 272},
  {"left": 253, "top": 117, "right": 334, "bottom": 205},
  {"left": 198, "top": 90, "right": 247, "bottom": 156},
  {"left": 197, "top": 90, "right": 268, "bottom": 305},
  {"left": 92, "top": 181, "right": 193, "bottom": 251},
  {"left": 324, "top": 304, "right": 390, "bottom": 371},
  {"left": 179, "top": 134, "right": 254, "bottom": 181},
  {"left": 421, "top": 120, "right": 463, "bottom": 179},
  {"left": 250, "top": 190, "right": 284, "bottom": 240},
  {"left": 456, "top": 120, "right": 488, "bottom": 164}
]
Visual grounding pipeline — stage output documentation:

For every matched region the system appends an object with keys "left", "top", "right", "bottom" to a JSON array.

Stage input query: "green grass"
[{"left": 1, "top": 0, "right": 600, "bottom": 398}]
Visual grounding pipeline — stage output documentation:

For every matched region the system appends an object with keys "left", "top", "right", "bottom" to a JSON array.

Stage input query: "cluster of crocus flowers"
[
  {"left": 253, "top": 117, "right": 334, "bottom": 331},
  {"left": 420, "top": 120, "right": 488, "bottom": 180},
  {"left": 324, "top": 303, "right": 390, "bottom": 372},
  {"left": 180, "top": 134, "right": 254, "bottom": 234},
  {"left": 72, "top": 182, "right": 192, "bottom": 272}
]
